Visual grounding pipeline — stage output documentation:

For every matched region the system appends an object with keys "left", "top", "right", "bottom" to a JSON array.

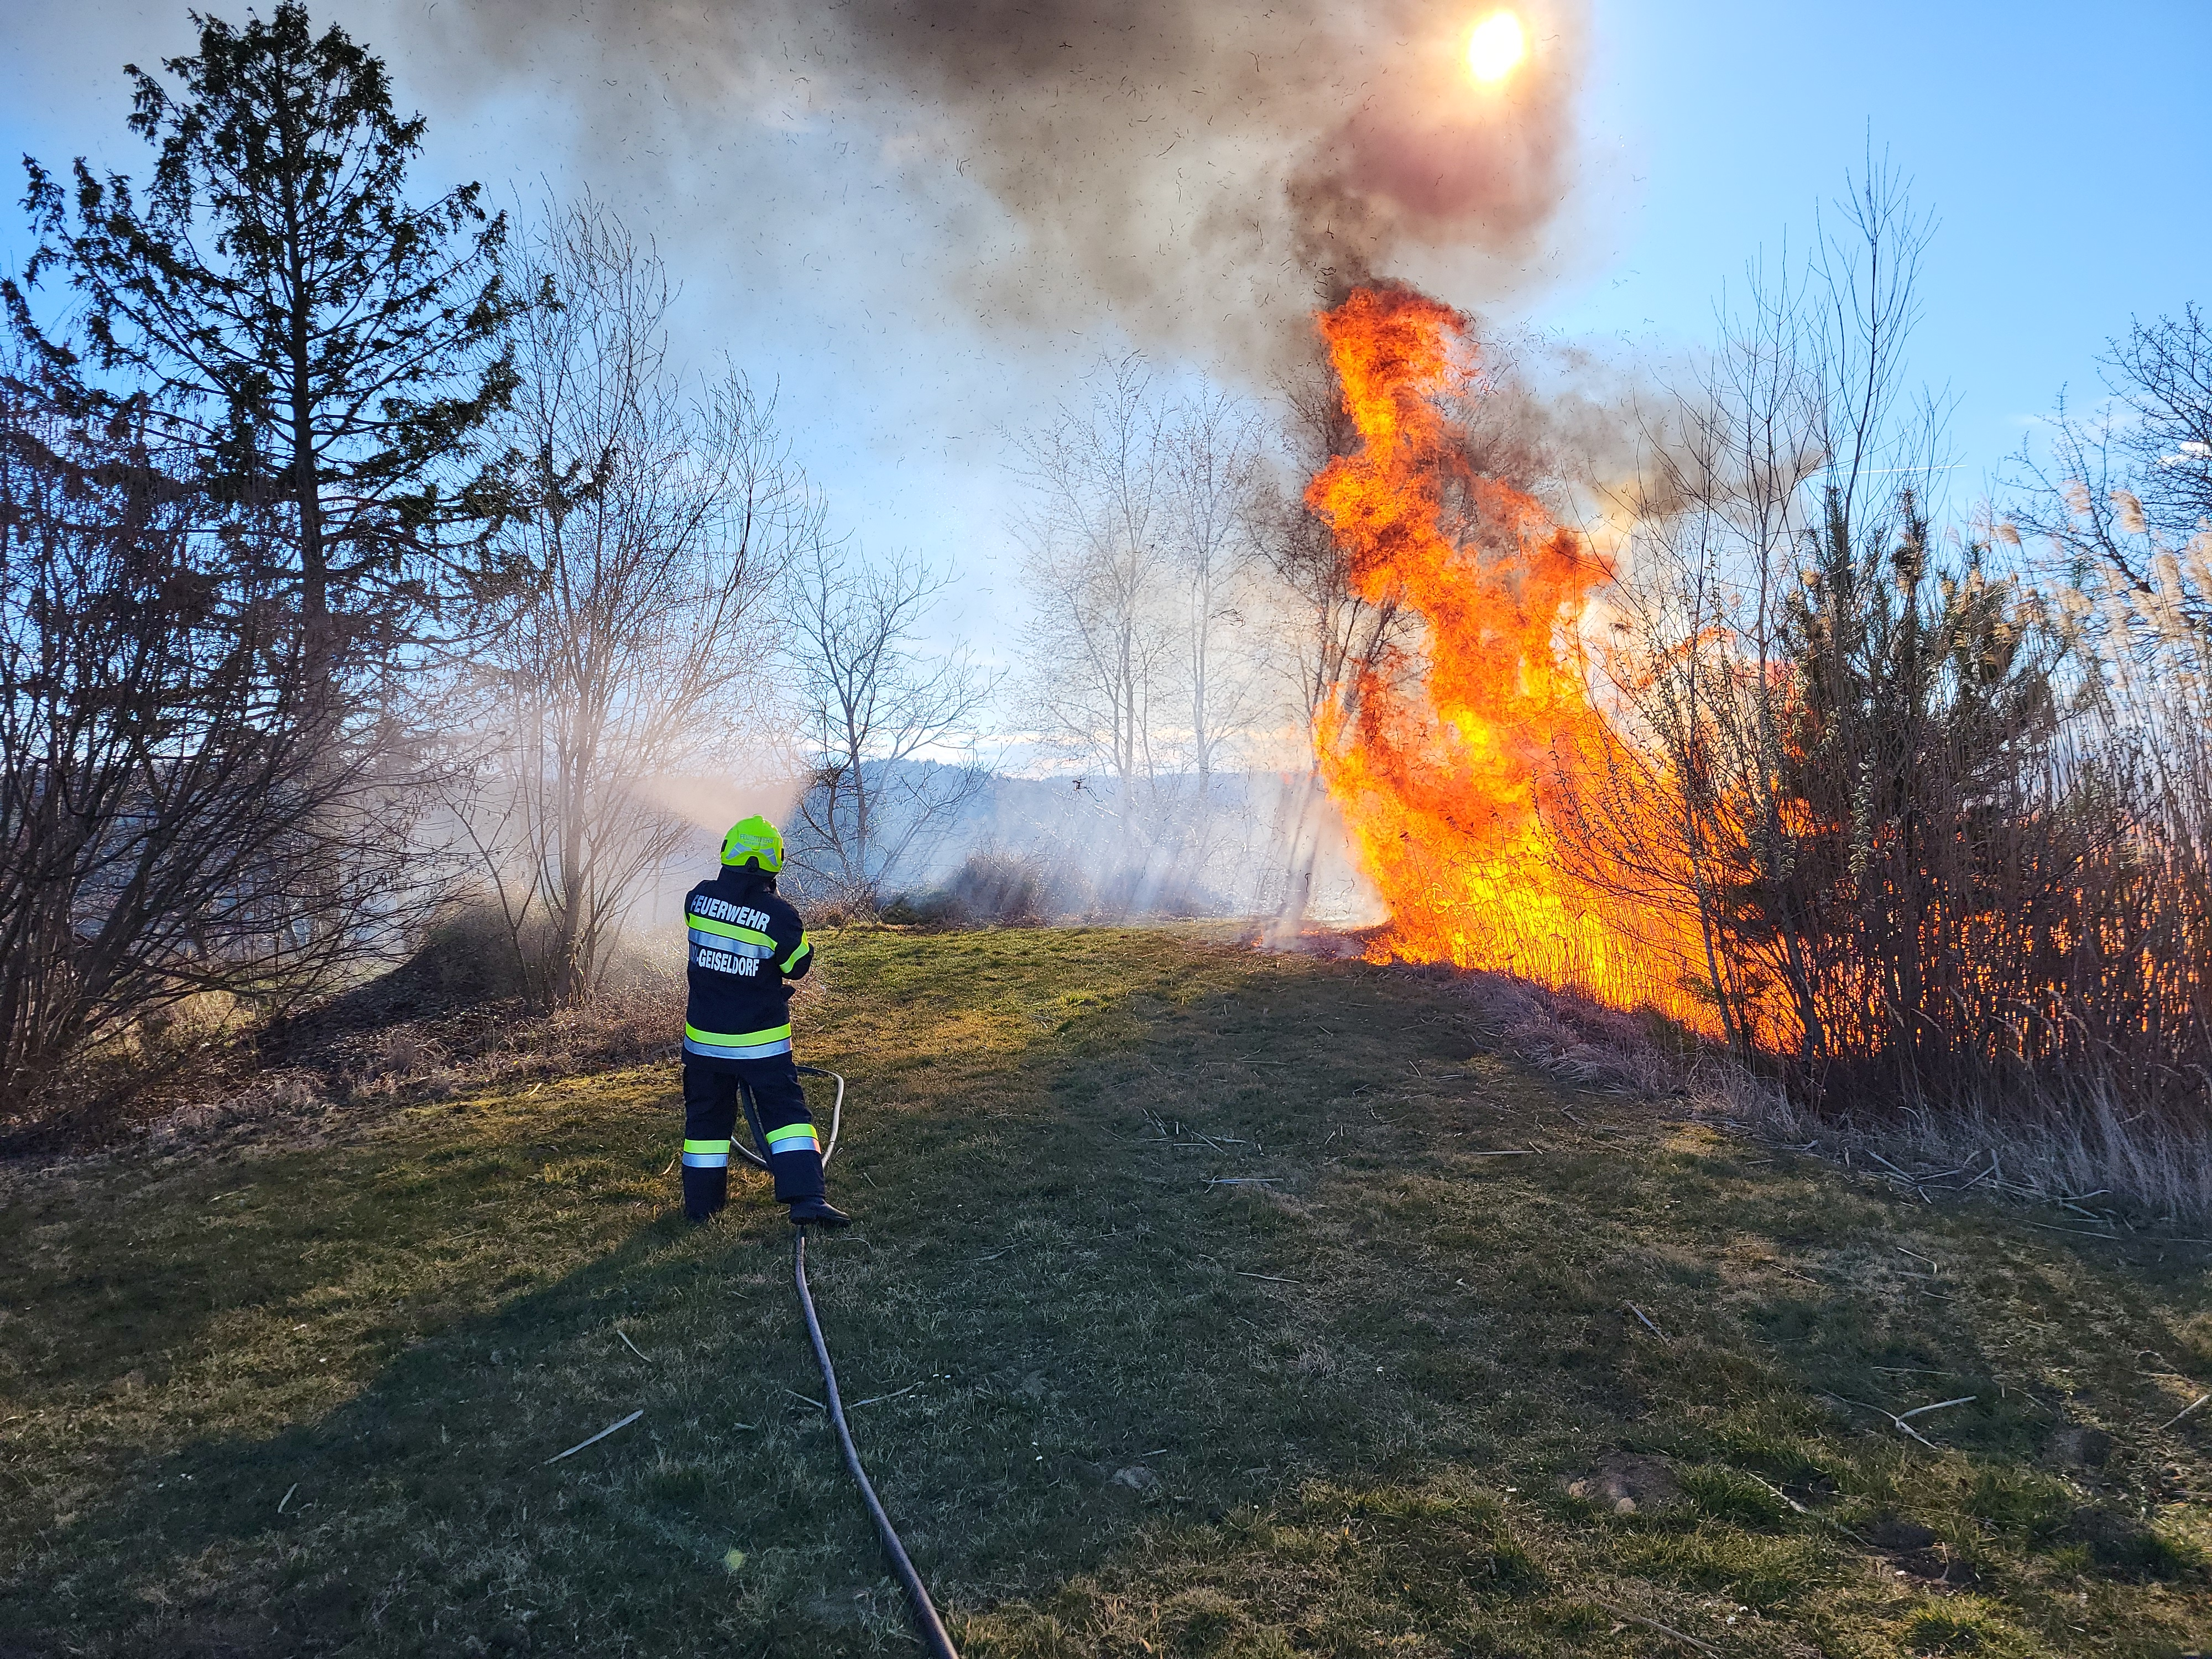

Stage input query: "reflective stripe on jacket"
[{"left": 680, "top": 867, "right": 813, "bottom": 1071}]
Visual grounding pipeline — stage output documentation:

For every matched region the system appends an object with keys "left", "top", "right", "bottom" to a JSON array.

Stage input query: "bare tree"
[
  {"left": 2011, "top": 306, "right": 2212, "bottom": 1039},
  {"left": 1604, "top": 166, "right": 1953, "bottom": 1061},
  {"left": 1160, "top": 391, "right": 1270, "bottom": 784},
  {"left": 0, "top": 345, "right": 419, "bottom": 1126},
  {"left": 2016, "top": 307, "right": 2212, "bottom": 599},
  {"left": 781, "top": 536, "right": 995, "bottom": 915},
  {"left": 1015, "top": 357, "right": 1177, "bottom": 796},
  {"left": 2014, "top": 306, "right": 2212, "bottom": 661},
  {"left": 1600, "top": 241, "right": 1834, "bottom": 1056},
  {"left": 2110, "top": 307, "right": 2212, "bottom": 528},
  {"left": 454, "top": 199, "right": 803, "bottom": 1004},
  {"left": 1245, "top": 369, "right": 1406, "bottom": 927},
  {"left": 1014, "top": 358, "right": 1290, "bottom": 911}
]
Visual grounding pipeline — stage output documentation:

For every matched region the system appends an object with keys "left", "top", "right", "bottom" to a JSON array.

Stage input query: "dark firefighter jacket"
[{"left": 680, "top": 865, "right": 813, "bottom": 1070}]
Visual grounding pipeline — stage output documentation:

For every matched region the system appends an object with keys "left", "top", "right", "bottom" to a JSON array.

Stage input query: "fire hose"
[{"left": 729, "top": 1065, "right": 962, "bottom": 1659}]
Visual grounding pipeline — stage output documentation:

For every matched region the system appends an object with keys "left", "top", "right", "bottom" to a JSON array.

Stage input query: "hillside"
[{"left": 2, "top": 929, "right": 2208, "bottom": 1657}]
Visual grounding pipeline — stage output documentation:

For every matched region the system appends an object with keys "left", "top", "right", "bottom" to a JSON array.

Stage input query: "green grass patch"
[{"left": 3, "top": 926, "right": 2209, "bottom": 1655}]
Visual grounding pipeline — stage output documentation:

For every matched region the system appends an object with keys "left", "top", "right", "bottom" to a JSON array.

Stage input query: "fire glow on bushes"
[{"left": 1305, "top": 286, "right": 1719, "bottom": 1034}]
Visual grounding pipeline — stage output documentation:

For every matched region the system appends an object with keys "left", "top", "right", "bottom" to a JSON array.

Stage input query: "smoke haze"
[{"left": 411, "top": 0, "right": 1595, "bottom": 371}]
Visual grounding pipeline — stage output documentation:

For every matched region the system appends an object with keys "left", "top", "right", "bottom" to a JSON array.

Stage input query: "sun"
[{"left": 1465, "top": 11, "right": 1527, "bottom": 82}]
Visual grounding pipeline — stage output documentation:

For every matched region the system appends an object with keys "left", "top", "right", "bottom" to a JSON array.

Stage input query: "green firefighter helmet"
[{"left": 720, "top": 814, "right": 785, "bottom": 873}]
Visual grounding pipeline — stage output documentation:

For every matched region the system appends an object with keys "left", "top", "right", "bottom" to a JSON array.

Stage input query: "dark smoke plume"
[{"left": 420, "top": 0, "right": 1592, "bottom": 366}]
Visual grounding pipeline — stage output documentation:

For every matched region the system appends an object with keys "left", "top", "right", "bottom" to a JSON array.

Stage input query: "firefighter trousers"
[{"left": 680, "top": 1057, "right": 824, "bottom": 1219}]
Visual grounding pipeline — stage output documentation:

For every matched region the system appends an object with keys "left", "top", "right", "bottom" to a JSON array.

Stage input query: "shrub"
[{"left": 887, "top": 851, "right": 1081, "bottom": 928}]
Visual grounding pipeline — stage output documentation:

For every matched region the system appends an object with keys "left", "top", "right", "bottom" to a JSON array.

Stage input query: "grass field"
[{"left": 3, "top": 927, "right": 2209, "bottom": 1657}]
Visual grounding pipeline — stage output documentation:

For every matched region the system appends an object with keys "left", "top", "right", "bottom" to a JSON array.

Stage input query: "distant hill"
[{"left": 786, "top": 760, "right": 1382, "bottom": 921}]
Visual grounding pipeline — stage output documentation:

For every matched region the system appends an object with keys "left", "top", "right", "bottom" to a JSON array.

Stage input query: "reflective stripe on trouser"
[
  {"left": 681, "top": 1139, "right": 731, "bottom": 1168},
  {"left": 679, "top": 1068, "right": 737, "bottom": 1218},
  {"left": 683, "top": 1021, "right": 792, "bottom": 1060},
  {"left": 763, "top": 1122, "right": 820, "bottom": 1156},
  {"left": 680, "top": 1056, "right": 824, "bottom": 1209}
]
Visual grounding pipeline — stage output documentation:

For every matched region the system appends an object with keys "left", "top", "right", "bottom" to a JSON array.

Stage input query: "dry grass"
[
  {"left": 1433, "top": 966, "right": 2212, "bottom": 1223},
  {"left": 2, "top": 927, "right": 2208, "bottom": 1657},
  {"left": 103, "top": 976, "right": 693, "bottom": 1162}
]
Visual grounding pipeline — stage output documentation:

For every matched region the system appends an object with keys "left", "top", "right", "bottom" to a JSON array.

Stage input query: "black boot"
[
  {"left": 787, "top": 1196, "right": 853, "bottom": 1228},
  {"left": 682, "top": 1165, "right": 729, "bottom": 1222}
]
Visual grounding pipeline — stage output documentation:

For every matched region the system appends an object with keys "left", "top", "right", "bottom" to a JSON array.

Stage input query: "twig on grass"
[
  {"left": 542, "top": 1409, "right": 643, "bottom": 1465},
  {"left": 1466, "top": 1149, "right": 1540, "bottom": 1157},
  {"left": 277, "top": 1483, "right": 298, "bottom": 1514},
  {"left": 1746, "top": 1473, "right": 1812, "bottom": 1515},
  {"left": 1865, "top": 1150, "right": 1924, "bottom": 1188},
  {"left": 848, "top": 1381, "right": 925, "bottom": 1410},
  {"left": 1236, "top": 1271, "right": 1301, "bottom": 1285},
  {"left": 2156, "top": 1393, "right": 2210, "bottom": 1432},
  {"left": 783, "top": 1389, "right": 826, "bottom": 1411},
  {"left": 1896, "top": 1395, "right": 1977, "bottom": 1421},
  {"left": 1593, "top": 1600, "right": 1721, "bottom": 1657},
  {"left": 1625, "top": 1303, "right": 1671, "bottom": 1344},
  {"left": 1823, "top": 1394, "right": 1945, "bottom": 1449},
  {"left": 2023, "top": 1221, "right": 2123, "bottom": 1240},
  {"left": 615, "top": 1327, "right": 651, "bottom": 1364}
]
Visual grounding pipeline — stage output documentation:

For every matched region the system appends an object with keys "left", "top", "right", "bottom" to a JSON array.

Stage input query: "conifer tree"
[{"left": 7, "top": 1, "right": 518, "bottom": 693}]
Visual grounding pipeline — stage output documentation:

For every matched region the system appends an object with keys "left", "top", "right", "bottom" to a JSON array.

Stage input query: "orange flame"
[{"left": 1306, "top": 285, "right": 1719, "bottom": 1034}]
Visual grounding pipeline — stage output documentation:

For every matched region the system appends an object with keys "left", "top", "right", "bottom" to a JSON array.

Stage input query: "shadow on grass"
[
  {"left": 5, "top": 928, "right": 2209, "bottom": 1658},
  {"left": 3, "top": 932, "right": 1350, "bottom": 1655}
]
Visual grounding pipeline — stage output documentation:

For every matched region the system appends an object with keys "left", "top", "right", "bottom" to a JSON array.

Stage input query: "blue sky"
[
  {"left": 1561, "top": 1, "right": 2211, "bottom": 489},
  {"left": 4, "top": 1, "right": 2206, "bottom": 653}
]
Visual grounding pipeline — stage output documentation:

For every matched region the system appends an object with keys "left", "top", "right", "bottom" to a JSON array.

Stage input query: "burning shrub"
[{"left": 1289, "top": 174, "right": 2211, "bottom": 1204}]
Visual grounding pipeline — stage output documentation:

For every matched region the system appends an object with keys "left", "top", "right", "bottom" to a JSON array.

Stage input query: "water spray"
[{"left": 729, "top": 1066, "right": 962, "bottom": 1659}]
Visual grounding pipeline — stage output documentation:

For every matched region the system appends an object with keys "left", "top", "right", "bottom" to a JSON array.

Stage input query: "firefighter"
[{"left": 677, "top": 815, "right": 851, "bottom": 1227}]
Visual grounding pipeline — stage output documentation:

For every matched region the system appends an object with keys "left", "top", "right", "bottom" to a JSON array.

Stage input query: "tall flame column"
[{"left": 1306, "top": 286, "right": 1715, "bottom": 1032}]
